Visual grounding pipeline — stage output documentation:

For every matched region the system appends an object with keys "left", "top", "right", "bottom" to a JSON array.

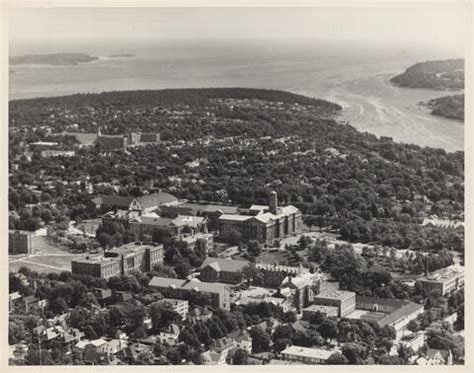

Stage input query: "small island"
[
  {"left": 10, "top": 53, "right": 99, "bottom": 66},
  {"left": 425, "top": 94, "right": 464, "bottom": 121},
  {"left": 391, "top": 59, "right": 464, "bottom": 91}
]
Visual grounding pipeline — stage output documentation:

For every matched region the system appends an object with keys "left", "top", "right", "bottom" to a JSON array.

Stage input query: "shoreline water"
[{"left": 8, "top": 45, "right": 464, "bottom": 151}]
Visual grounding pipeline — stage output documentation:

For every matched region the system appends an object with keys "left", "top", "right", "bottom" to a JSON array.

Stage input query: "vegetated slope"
[
  {"left": 426, "top": 94, "right": 464, "bottom": 121},
  {"left": 9, "top": 88, "right": 464, "bottom": 251},
  {"left": 391, "top": 59, "right": 464, "bottom": 90},
  {"left": 10, "top": 53, "right": 99, "bottom": 66}
]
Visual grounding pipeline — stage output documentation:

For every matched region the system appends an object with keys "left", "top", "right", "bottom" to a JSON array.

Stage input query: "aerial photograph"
[{"left": 7, "top": 5, "right": 467, "bottom": 367}]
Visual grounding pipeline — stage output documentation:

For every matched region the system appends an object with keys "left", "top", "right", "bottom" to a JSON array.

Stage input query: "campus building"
[
  {"left": 313, "top": 290, "right": 356, "bottom": 317},
  {"left": 417, "top": 265, "right": 464, "bottom": 296},
  {"left": 129, "top": 213, "right": 208, "bottom": 238},
  {"left": 218, "top": 191, "right": 302, "bottom": 244},
  {"left": 97, "top": 191, "right": 179, "bottom": 214},
  {"left": 71, "top": 243, "right": 163, "bottom": 279},
  {"left": 302, "top": 304, "right": 339, "bottom": 320},
  {"left": 281, "top": 345, "right": 333, "bottom": 364},
  {"left": 148, "top": 277, "right": 232, "bottom": 310},
  {"left": 279, "top": 272, "right": 327, "bottom": 312},
  {"left": 199, "top": 258, "right": 250, "bottom": 284},
  {"left": 356, "top": 296, "right": 424, "bottom": 331},
  {"left": 9, "top": 230, "right": 38, "bottom": 254},
  {"left": 154, "top": 298, "right": 189, "bottom": 320}
]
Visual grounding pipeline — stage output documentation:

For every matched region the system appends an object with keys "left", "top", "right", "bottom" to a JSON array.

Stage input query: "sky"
[{"left": 9, "top": 6, "right": 469, "bottom": 51}]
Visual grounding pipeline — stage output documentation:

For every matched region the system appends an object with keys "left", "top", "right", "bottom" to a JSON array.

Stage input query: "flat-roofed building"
[
  {"left": 9, "top": 230, "right": 38, "bottom": 254},
  {"left": 313, "top": 290, "right": 356, "bottom": 317},
  {"left": 281, "top": 345, "right": 333, "bottom": 364},
  {"left": 149, "top": 277, "right": 231, "bottom": 310},
  {"left": 71, "top": 243, "right": 163, "bottom": 279},
  {"left": 356, "top": 296, "right": 424, "bottom": 331},
  {"left": 218, "top": 191, "right": 302, "bottom": 244},
  {"left": 155, "top": 298, "right": 189, "bottom": 320},
  {"left": 302, "top": 304, "right": 339, "bottom": 320},
  {"left": 417, "top": 265, "right": 464, "bottom": 296}
]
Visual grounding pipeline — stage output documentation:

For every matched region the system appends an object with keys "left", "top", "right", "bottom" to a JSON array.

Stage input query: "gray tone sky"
[{"left": 10, "top": 7, "right": 468, "bottom": 51}]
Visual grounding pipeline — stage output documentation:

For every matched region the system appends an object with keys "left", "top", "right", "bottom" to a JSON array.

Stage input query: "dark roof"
[
  {"left": 95, "top": 135, "right": 126, "bottom": 150},
  {"left": 101, "top": 195, "right": 134, "bottom": 208},
  {"left": 356, "top": 296, "right": 406, "bottom": 308},
  {"left": 149, "top": 277, "right": 231, "bottom": 294},
  {"left": 200, "top": 258, "right": 249, "bottom": 272},
  {"left": 376, "top": 301, "right": 424, "bottom": 328},
  {"left": 140, "top": 133, "right": 159, "bottom": 142},
  {"left": 178, "top": 203, "right": 240, "bottom": 215}
]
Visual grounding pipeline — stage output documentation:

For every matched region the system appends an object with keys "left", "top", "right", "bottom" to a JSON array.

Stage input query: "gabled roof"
[
  {"left": 219, "top": 214, "right": 252, "bottom": 222},
  {"left": 101, "top": 195, "right": 135, "bottom": 208},
  {"left": 253, "top": 212, "right": 277, "bottom": 223},
  {"left": 137, "top": 192, "right": 178, "bottom": 209},
  {"left": 149, "top": 277, "right": 231, "bottom": 294},
  {"left": 200, "top": 258, "right": 249, "bottom": 272}
]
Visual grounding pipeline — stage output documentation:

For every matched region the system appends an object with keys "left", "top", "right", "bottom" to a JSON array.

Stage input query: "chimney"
[
  {"left": 425, "top": 257, "right": 430, "bottom": 276},
  {"left": 269, "top": 190, "right": 278, "bottom": 215}
]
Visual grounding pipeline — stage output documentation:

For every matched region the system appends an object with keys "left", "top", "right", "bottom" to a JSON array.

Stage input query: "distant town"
[{"left": 8, "top": 88, "right": 464, "bottom": 366}]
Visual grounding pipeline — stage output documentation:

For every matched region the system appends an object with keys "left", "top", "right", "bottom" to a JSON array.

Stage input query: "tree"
[
  {"left": 241, "top": 264, "right": 258, "bottom": 286},
  {"left": 228, "top": 229, "right": 242, "bottom": 246},
  {"left": 249, "top": 326, "right": 271, "bottom": 353},
  {"left": 406, "top": 319, "right": 420, "bottom": 333},
  {"left": 247, "top": 240, "right": 261, "bottom": 257},
  {"left": 174, "top": 259, "right": 191, "bottom": 279},
  {"left": 341, "top": 343, "right": 365, "bottom": 364},
  {"left": 319, "top": 319, "right": 338, "bottom": 342},
  {"left": 326, "top": 352, "right": 349, "bottom": 364},
  {"left": 231, "top": 348, "right": 249, "bottom": 365}
]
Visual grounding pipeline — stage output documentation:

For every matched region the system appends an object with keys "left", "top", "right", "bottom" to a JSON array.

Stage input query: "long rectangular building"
[
  {"left": 218, "top": 191, "right": 302, "bottom": 244},
  {"left": 149, "top": 277, "right": 231, "bottom": 310},
  {"left": 416, "top": 265, "right": 464, "bottom": 296},
  {"left": 71, "top": 243, "right": 163, "bottom": 279}
]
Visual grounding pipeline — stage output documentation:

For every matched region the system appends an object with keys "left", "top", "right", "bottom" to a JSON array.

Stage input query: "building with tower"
[{"left": 217, "top": 191, "right": 302, "bottom": 244}]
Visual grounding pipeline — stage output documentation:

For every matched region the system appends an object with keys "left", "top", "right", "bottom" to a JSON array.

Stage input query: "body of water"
[{"left": 9, "top": 39, "right": 464, "bottom": 151}]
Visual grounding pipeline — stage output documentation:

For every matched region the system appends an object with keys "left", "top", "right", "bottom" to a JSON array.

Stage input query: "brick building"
[
  {"left": 313, "top": 290, "right": 356, "bottom": 317},
  {"left": 9, "top": 230, "right": 38, "bottom": 254},
  {"left": 199, "top": 258, "right": 249, "bottom": 284},
  {"left": 218, "top": 191, "right": 302, "bottom": 244},
  {"left": 71, "top": 243, "right": 163, "bottom": 279},
  {"left": 149, "top": 277, "right": 232, "bottom": 310}
]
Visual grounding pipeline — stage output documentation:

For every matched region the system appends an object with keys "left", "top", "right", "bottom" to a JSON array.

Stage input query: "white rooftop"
[{"left": 281, "top": 345, "right": 333, "bottom": 360}]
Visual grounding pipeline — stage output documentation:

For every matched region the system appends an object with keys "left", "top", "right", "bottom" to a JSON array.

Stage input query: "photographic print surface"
[{"left": 7, "top": 5, "right": 466, "bottom": 367}]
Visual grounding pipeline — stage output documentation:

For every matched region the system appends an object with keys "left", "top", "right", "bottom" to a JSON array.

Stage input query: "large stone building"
[
  {"left": 416, "top": 265, "right": 464, "bottom": 296},
  {"left": 154, "top": 298, "right": 189, "bottom": 320},
  {"left": 281, "top": 345, "right": 333, "bottom": 364},
  {"left": 148, "top": 277, "right": 232, "bottom": 310},
  {"left": 129, "top": 213, "right": 208, "bottom": 239},
  {"left": 313, "top": 290, "right": 356, "bottom": 317},
  {"left": 279, "top": 272, "right": 327, "bottom": 312},
  {"left": 9, "top": 230, "right": 38, "bottom": 254},
  {"left": 199, "top": 258, "right": 250, "bottom": 284},
  {"left": 218, "top": 191, "right": 302, "bottom": 244},
  {"left": 71, "top": 243, "right": 163, "bottom": 279},
  {"left": 356, "top": 296, "right": 424, "bottom": 331}
]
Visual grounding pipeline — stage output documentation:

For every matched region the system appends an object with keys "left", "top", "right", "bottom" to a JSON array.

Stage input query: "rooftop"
[
  {"left": 281, "top": 345, "right": 333, "bottom": 360},
  {"left": 200, "top": 257, "right": 249, "bottom": 272},
  {"left": 303, "top": 304, "right": 339, "bottom": 313},
  {"left": 149, "top": 277, "right": 231, "bottom": 294},
  {"left": 314, "top": 290, "right": 355, "bottom": 301},
  {"left": 420, "top": 265, "right": 464, "bottom": 282}
]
